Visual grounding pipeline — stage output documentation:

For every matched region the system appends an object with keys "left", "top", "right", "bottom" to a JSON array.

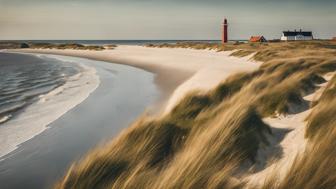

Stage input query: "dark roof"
[
  {"left": 283, "top": 31, "right": 313, "bottom": 37},
  {"left": 250, "top": 36, "right": 267, "bottom": 42}
]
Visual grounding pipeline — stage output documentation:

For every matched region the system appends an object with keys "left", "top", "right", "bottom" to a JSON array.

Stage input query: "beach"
[
  {"left": 2, "top": 0, "right": 335, "bottom": 187},
  {"left": 0, "top": 54, "right": 99, "bottom": 159},
  {"left": 6, "top": 42, "right": 336, "bottom": 189},
  {"left": 1, "top": 46, "right": 260, "bottom": 188},
  {"left": 15, "top": 45, "right": 260, "bottom": 112},
  {"left": 0, "top": 54, "right": 159, "bottom": 189}
]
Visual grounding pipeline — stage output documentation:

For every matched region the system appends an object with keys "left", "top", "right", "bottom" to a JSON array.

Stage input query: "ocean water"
[
  {"left": 0, "top": 53, "right": 79, "bottom": 124},
  {"left": 0, "top": 55, "right": 158, "bottom": 189},
  {"left": 1, "top": 40, "right": 224, "bottom": 46}
]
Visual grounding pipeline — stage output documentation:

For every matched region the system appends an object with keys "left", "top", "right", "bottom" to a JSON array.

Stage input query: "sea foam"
[{"left": 0, "top": 55, "right": 100, "bottom": 159}]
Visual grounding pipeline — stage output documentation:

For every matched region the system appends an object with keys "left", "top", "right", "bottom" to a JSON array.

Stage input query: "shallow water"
[
  {"left": 0, "top": 55, "right": 159, "bottom": 189},
  {"left": 0, "top": 53, "right": 78, "bottom": 124}
]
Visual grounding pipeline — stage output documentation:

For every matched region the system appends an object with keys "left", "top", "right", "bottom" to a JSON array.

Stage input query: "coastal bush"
[
  {"left": 0, "top": 42, "right": 22, "bottom": 49},
  {"left": 28, "top": 43, "right": 106, "bottom": 51},
  {"left": 20, "top": 43, "right": 30, "bottom": 48}
]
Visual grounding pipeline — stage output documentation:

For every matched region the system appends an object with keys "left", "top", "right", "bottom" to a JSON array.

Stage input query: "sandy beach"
[
  {"left": 0, "top": 55, "right": 159, "bottom": 189},
  {"left": 2, "top": 0, "right": 335, "bottom": 187},
  {"left": 7, "top": 41, "right": 336, "bottom": 189},
  {"left": 15, "top": 45, "right": 260, "bottom": 112}
]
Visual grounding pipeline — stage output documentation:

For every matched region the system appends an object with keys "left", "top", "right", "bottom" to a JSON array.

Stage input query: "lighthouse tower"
[{"left": 222, "top": 18, "right": 228, "bottom": 44}]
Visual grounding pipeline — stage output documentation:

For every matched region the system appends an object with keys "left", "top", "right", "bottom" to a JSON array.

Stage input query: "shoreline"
[
  {"left": 0, "top": 54, "right": 160, "bottom": 189},
  {"left": 0, "top": 46, "right": 261, "bottom": 167},
  {"left": 12, "top": 45, "right": 261, "bottom": 112},
  {"left": 0, "top": 54, "right": 100, "bottom": 159},
  {"left": 5, "top": 42, "right": 335, "bottom": 189}
]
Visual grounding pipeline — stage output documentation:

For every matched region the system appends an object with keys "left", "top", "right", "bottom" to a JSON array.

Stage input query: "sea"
[
  {"left": 0, "top": 39, "right": 242, "bottom": 126},
  {"left": 0, "top": 53, "right": 158, "bottom": 189},
  {"left": 1, "top": 39, "right": 229, "bottom": 46},
  {"left": 0, "top": 52, "right": 79, "bottom": 124}
]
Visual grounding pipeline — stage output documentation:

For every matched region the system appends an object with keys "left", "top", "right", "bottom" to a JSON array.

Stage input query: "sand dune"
[{"left": 245, "top": 72, "right": 335, "bottom": 187}]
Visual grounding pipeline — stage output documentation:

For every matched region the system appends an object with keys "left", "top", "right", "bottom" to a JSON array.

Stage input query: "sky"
[{"left": 0, "top": 0, "right": 335, "bottom": 40}]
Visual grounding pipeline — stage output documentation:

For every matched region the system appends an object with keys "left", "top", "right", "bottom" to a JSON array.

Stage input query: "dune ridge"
[{"left": 11, "top": 41, "right": 336, "bottom": 188}]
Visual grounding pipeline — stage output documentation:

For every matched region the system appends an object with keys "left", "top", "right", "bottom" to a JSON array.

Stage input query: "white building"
[{"left": 281, "top": 30, "right": 313, "bottom": 41}]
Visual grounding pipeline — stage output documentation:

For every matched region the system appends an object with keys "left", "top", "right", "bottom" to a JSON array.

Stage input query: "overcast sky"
[{"left": 0, "top": 0, "right": 335, "bottom": 40}]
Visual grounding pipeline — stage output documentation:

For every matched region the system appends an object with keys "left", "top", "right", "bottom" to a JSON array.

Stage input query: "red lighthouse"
[{"left": 222, "top": 18, "right": 228, "bottom": 44}]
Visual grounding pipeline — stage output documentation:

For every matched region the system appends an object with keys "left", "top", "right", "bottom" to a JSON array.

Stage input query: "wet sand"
[
  {"left": 14, "top": 45, "right": 260, "bottom": 112},
  {"left": 0, "top": 55, "right": 159, "bottom": 189},
  {"left": 0, "top": 53, "right": 99, "bottom": 158},
  {"left": 2, "top": 46, "right": 260, "bottom": 188}
]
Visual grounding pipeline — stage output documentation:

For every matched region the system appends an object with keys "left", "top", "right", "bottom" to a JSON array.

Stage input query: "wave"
[{"left": 0, "top": 54, "right": 100, "bottom": 159}]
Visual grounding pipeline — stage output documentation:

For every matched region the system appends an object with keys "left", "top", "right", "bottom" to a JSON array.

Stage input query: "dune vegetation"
[
  {"left": 146, "top": 40, "right": 336, "bottom": 61},
  {"left": 259, "top": 74, "right": 336, "bottom": 189},
  {"left": 0, "top": 42, "right": 112, "bottom": 51},
  {"left": 56, "top": 41, "right": 336, "bottom": 189},
  {"left": 28, "top": 43, "right": 106, "bottom": 50}
]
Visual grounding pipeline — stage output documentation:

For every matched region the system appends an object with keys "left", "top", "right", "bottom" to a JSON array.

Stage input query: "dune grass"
[
  {"left": 0, "top": 41, "right": 23, "bottom": 49},
  {"left": 305, "top": 75, "right": 336, "bottom": 139},
  {"left": 0, "top": 41, "right": 109, "bottom": 51},
  {"left": 56, "top": 41, "right": 336, "bottom": 189},
  {"left": 29, "top": 43, "right": 106, "bottom": 50},
  {"left": 260, "top": 74, "right": 336, "bottom": 189},
  {"left": 146, "top": 40, "right": 336, "bottom": 62}
]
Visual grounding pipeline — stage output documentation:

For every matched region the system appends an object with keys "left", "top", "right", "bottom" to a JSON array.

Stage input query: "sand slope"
[{"left": 245, "top": 72, "right": 335, "bottom": 187}]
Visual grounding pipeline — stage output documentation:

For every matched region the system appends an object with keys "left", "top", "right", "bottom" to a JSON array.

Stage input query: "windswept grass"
[
  {"left": 151, "top": 104, "right": 268, "bottom": 189},
  {"left": 261, "top": 75, "right": 336, "bottom": 189},
  {"left": 0, "top": 41, "right": 109, "bottom": 51},
  {"left": 29, "top": 43, "right": 106, "bottom": 50},
  {"left": 146, "top": 40, "right": 336, "bottom": 62},
  {"left": 56, "top": 41, "right": 336, "bottom": 189},
  {"left": 0, "top": 41, "right": 22, "bottom": 49},
  {"left": 305, "top": 75, "right": 336, "bottom": 139},
  {"left": 230, "top": 49, "right": 256, "bottom": 57}
]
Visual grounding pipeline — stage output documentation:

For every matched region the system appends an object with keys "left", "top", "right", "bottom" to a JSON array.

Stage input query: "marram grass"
[{"left": 56, "top": 41, "right": 336, "bottom": 189}]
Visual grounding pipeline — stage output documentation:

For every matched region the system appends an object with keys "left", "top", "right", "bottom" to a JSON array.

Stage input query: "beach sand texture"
[{"left": 15, "top": 45, "right": 260, "bottom": 112}]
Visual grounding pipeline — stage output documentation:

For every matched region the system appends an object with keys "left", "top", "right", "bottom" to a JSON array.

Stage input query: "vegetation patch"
[
  {"left": 29, "top": 43, "right": 106, "bottom": 50},
  {"left": 0, "top": 41, "right": 109, "bottom": 51},
  {"left": 305, "top": 75, "right": 336, "bottom": 139},
  {"left": 262, "top": 77, "right": 336, "bottom": 189},
  {"left": 56, "top": 41, "right": 336, "bottom": 189}
]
